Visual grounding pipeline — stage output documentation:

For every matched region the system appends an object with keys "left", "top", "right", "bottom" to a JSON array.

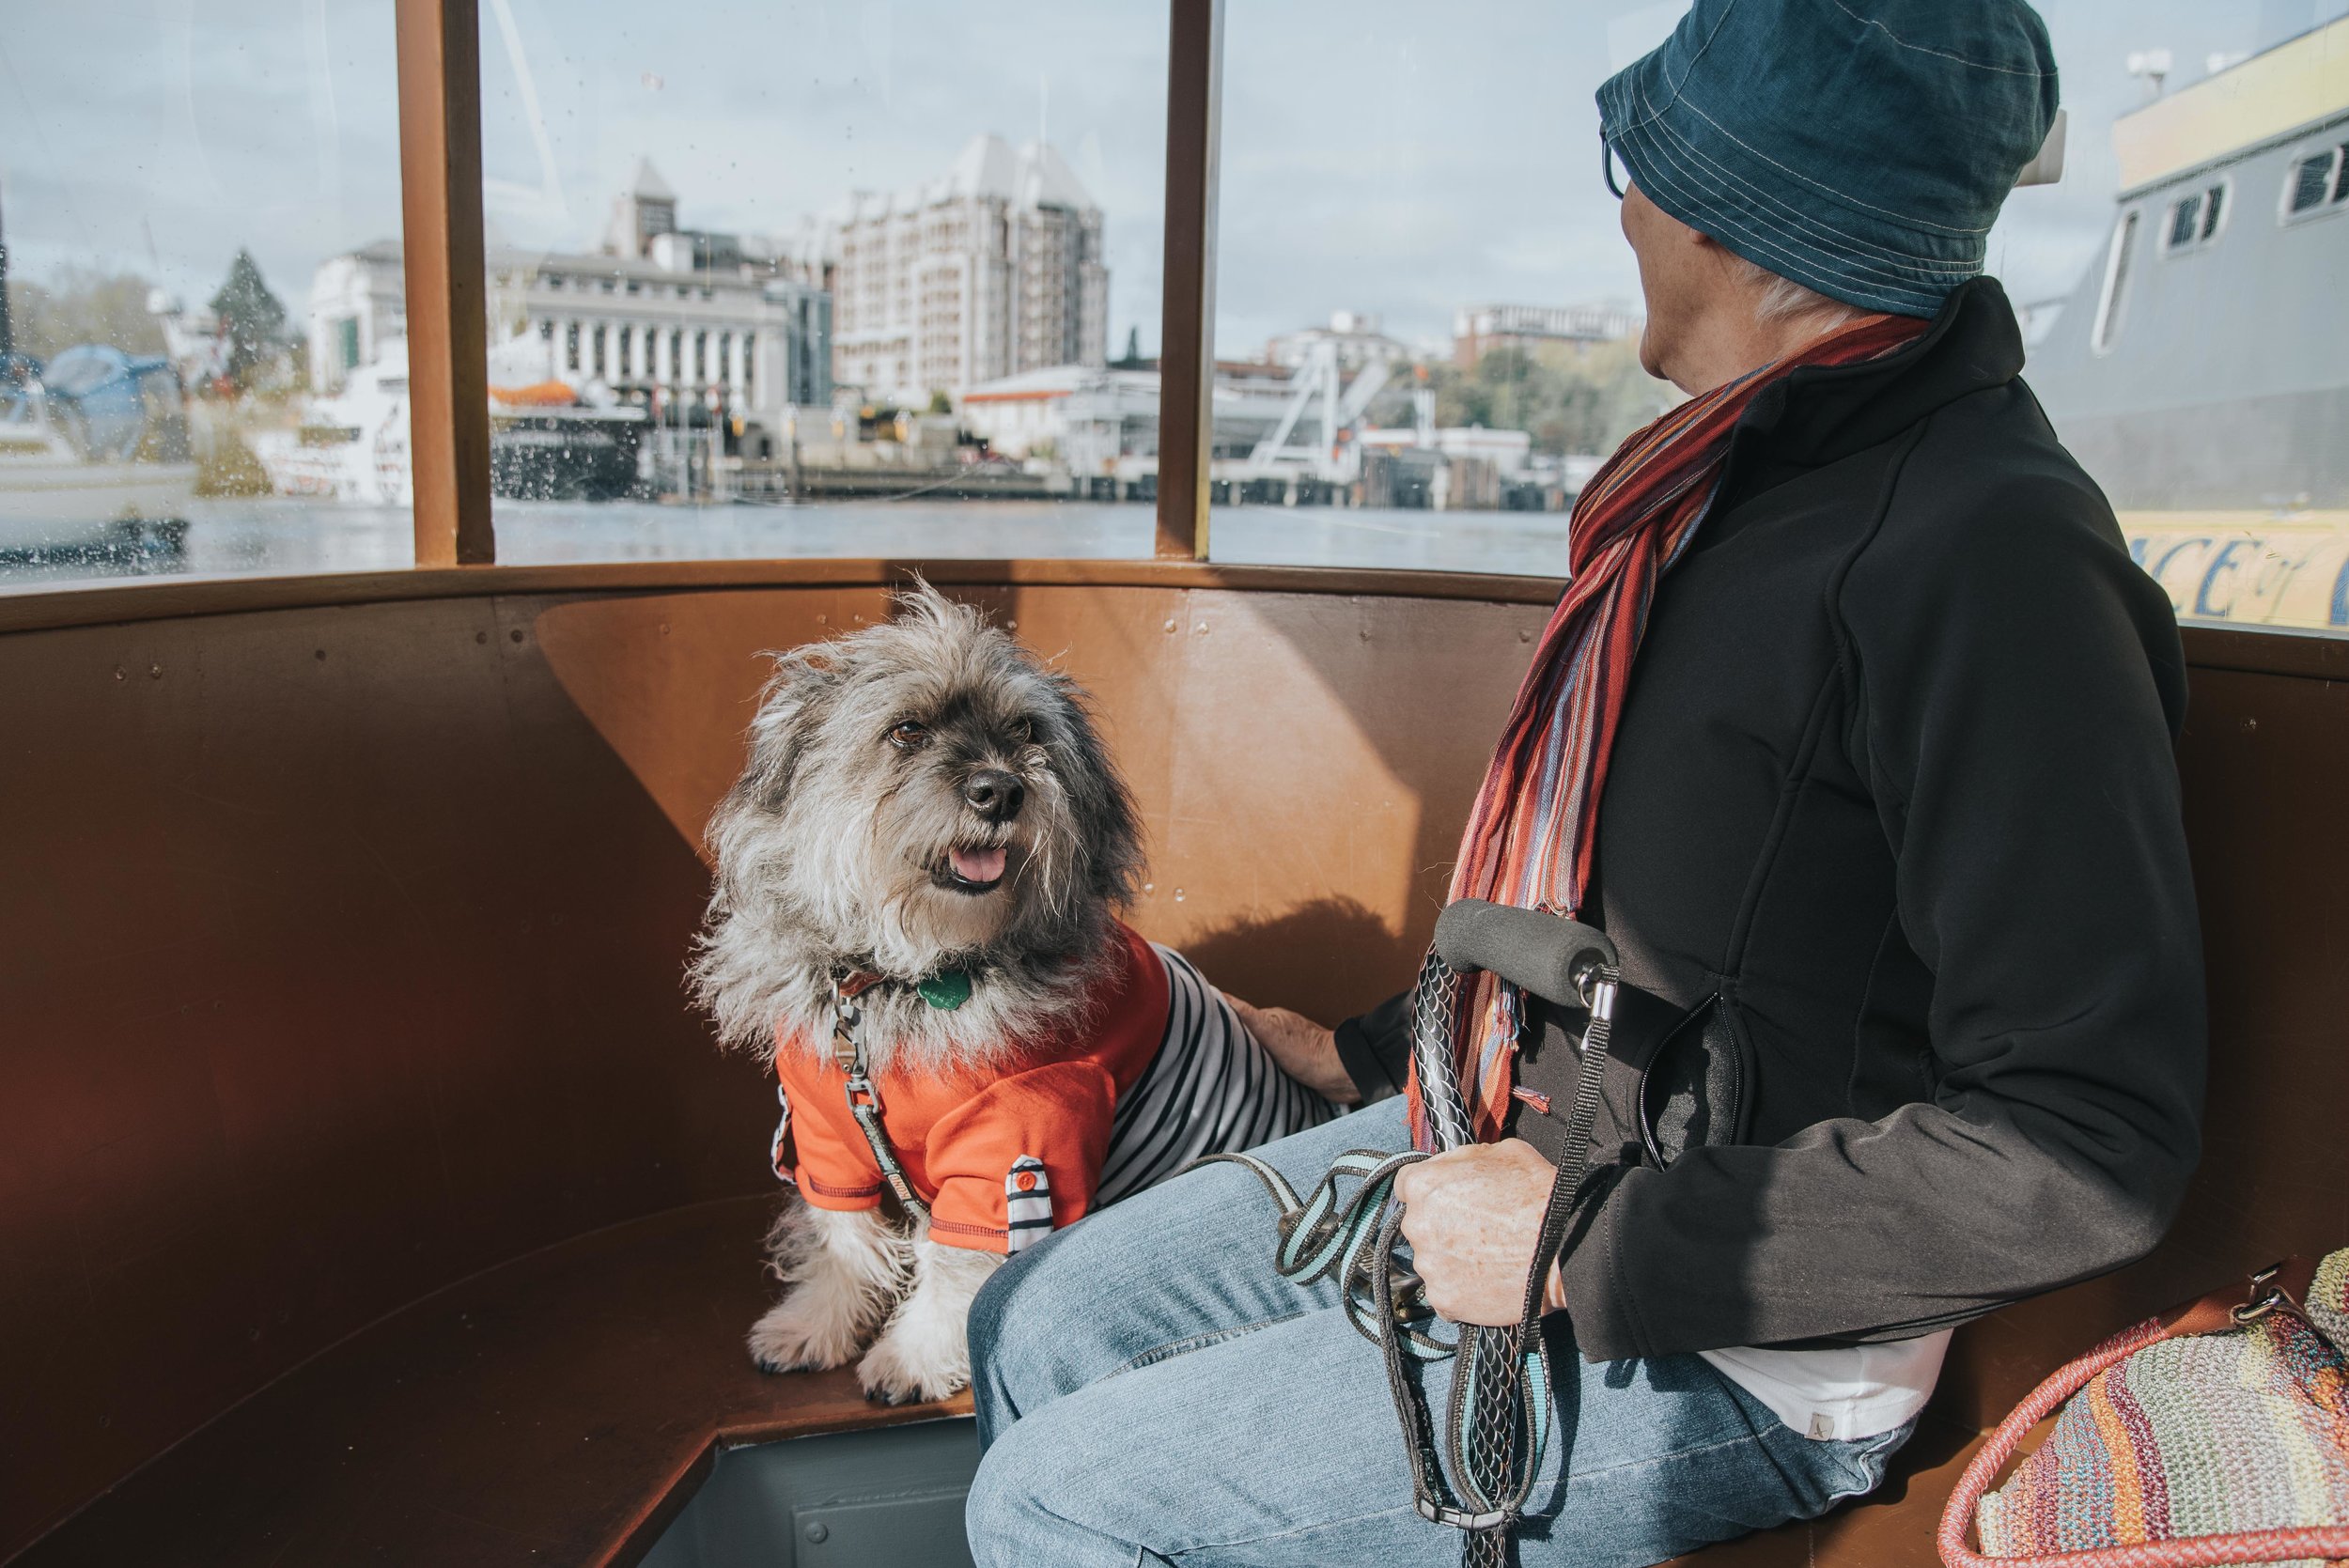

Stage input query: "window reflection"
[{"left": 0, "top": 1, "right": 408, "bottom": 587}]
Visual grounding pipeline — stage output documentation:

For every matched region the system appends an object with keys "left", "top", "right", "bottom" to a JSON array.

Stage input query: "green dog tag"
[{"left": 916, "top": 969, "right": 973, "bottom": 1011}]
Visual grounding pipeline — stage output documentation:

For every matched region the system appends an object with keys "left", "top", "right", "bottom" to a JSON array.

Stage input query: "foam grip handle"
[{"left": 1432, "top": 899, "right": 1619, "bottom": 1005}]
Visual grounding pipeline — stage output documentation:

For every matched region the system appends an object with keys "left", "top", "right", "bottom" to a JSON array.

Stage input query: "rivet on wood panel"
[
  {"left": 509, "top": 629, "right": 524, "bottom": 644},
  {"left": 114, "top": 665, "right": 127, "bottom": 682},
  {"left": 148, "top": 663, "right": 163, "bottom": 679},
  {"left": 314, "top": 649, "right": 327, "bottom": 662},
  {"left": 817, "top": 613, "right": 829, "bottom": 626},
  {"left": 1163, "top": 618, "right": 1176, "bottom": 632},
  {"left": 659, "top": 622, "right": 671, "bottom": 636},
  {"left": 1173, "top": 888, "right": 1186, "bottom": 902},
  {"left": 2242, "top": 716, "right": 2258, "bottom": 733},
  {"left": 1192, "top": 621, "right": 1208, "bottom": 635},
  {"left": 1006, "top": 620, "right": 1018, "bottom": 631},
  {"left": 1519, "top": 629, "right": 1532, "bottom": 643},
  {"left": 1143, "top": 882, "right": 1155, "bottom": 894},
  {"left": 475, "top": 630, "right": 489, "bottom": 644}
]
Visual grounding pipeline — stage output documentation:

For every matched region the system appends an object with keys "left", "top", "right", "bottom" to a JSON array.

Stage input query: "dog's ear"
[{"left": 733, "top": 643, "right": 843, "bottom": 815}]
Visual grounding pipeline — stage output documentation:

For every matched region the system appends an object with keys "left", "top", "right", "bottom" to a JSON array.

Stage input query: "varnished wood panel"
[
  {"left": 9, "top": 1198, "right": 963, "bottom": 1568},
  {"left": 1, "top": 571, "right": 2341, "bottom": 1566}
]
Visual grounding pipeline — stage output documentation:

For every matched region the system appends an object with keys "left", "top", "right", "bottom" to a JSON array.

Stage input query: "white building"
[
  {"left": 1453, "top": 302, "right": 1641, "bottom": 367},
  {"left": 307, "top": 241, "right": 409, "bottom": 391},
  {"left": 1266, "top": 310, "right": 1411, "bottom": 373},
  {"left": 829, "top": 134, "right": 1108, "bottom": 405},
  {"left": 306, "top": 163, "right": 832, "bottom": 435}
]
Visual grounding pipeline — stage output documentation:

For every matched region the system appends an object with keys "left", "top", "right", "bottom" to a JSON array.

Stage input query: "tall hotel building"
[{"left": 829, "top": 135, "right": 1109, "bottom": 403}]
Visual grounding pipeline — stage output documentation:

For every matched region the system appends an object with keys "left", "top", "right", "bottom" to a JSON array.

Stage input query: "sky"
[{"left": 3, "top": 0, "right": 2340, "bottom": 363}]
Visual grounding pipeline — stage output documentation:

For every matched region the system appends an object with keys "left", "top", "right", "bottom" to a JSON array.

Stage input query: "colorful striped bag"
[{"left": 1939, "top": 1250, "right": 2349, "bottom": 1567}]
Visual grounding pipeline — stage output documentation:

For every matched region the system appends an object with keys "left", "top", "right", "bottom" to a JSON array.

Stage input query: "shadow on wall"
[{"left": 1175, "top": 895, "right": 1422, "bottom": 1028}]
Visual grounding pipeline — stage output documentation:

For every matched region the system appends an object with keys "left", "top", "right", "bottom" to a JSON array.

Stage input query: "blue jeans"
[{"left": 966, "top": 1097, "right": 1911, "bottom": 1566}]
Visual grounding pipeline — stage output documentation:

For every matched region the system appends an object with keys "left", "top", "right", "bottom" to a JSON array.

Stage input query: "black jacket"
[{"left": 1338, "top": 278, "right": 2206, "bottom": 1360}]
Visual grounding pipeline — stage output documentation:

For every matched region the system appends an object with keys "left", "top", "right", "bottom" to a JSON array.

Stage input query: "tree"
[
  {"left": 1416, "top": 338, "right": 1675, "bottom": 457},
  {"left": 210, "top": 249, "right": 288, "bottom": 390}
]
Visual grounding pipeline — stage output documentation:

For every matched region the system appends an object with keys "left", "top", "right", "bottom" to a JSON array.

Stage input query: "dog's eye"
[
  {"left": 888, "top": 722, "right": 930, "bottom": 752},
  {"left": 1008, "top": 717, "right": 1035, "bottom": 745}
]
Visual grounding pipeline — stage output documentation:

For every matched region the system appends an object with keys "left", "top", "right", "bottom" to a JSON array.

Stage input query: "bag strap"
[{"left": 1936, "top": 1256, "right": 2349, "bottom": 1568}]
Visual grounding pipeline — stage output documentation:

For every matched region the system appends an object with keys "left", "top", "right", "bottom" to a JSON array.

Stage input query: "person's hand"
[
  {"left": 1393, "top": 1139, "right": 1564, "bottom": 1325},
  {"left": 1223, "top": 995, "right": 1361, "bottom": 1105}
]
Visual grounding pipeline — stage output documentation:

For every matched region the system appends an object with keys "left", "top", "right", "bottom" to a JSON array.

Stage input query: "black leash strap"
[{"left": 1209, "top": 945, "right": 1618, "bottom": 1566}]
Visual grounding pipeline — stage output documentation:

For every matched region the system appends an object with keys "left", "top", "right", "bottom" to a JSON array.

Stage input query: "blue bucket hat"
[{"left": 1597, "top": 0, "right": 2060, "bottom": 318}]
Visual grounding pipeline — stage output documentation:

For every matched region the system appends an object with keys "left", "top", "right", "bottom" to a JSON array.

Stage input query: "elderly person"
[{"left": 963, "top": 0, "right": 2206, "bottom": 1561}]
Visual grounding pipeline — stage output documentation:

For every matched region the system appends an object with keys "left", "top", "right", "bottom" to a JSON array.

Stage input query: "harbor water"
[{"left": 0, "top": 497, "right": 1579, "bottom": 589}]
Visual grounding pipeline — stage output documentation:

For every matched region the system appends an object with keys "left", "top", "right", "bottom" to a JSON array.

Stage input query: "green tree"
[
  {"left": 209, "top": 249, "right": 288, "bottom": 389},
  {"left": 1417, "top": 338, "right": 1674, "bottom": 457}
]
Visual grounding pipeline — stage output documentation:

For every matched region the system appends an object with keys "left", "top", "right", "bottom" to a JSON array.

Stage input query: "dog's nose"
[{"left": 962, "top": 768, "right": 1026, "bottom": 822}]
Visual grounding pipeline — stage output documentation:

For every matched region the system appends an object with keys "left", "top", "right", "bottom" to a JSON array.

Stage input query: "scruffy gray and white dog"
[{"left": 692, "top": 584, "right": 1330, "bottom": 1404}]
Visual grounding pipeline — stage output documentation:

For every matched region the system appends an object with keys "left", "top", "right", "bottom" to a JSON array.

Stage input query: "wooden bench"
[{"left": 3, "top": 567, "right": 2340, "bottom": 1565}]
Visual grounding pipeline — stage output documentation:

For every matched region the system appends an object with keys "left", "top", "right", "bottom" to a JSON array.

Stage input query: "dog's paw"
[
  {"left": 855, "top": 1324, "right": 972, "bottom": 1405},
  {"left": 746, "top": 1294, "right": 866, "bottom": 1375}
]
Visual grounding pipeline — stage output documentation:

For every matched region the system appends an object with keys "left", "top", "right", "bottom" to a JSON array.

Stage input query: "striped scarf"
[{"left": 1411, "top": 311, "right": 1930, "bottom": 1149}]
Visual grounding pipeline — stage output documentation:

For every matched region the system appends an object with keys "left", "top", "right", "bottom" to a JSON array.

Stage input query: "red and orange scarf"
[{"left": 1410, "top": 311, "right": 1929, "bottom": 1149}]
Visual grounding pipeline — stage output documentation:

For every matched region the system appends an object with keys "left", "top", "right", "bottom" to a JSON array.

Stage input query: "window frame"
[
  {"left": 391, "top": 0, "right": 1221, "bottom": 567},
  {"left": 2159, "top": 179, "right": 2230, "bottom": 256},
  {"left": 2279, "top": 141, "right": 2347, "bottom": 226},
  {"left": 2089, "top": 206, "right": 2140, "bottom": 356}
]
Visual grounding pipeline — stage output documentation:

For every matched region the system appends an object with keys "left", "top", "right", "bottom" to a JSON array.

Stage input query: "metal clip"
[
  {"left": 830, "top": 975, "right": 863, "bottom": 1074},
  {"left": 2232, "top": 1261, "right": 2287, "bottom": 1326},
  {"left": 1414, "top": 1498, "right": 1515, "bottom": 1531}
]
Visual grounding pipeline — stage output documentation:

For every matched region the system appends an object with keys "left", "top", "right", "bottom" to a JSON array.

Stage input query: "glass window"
[
  {"left": 1201, "top": 0, "right": 2347, "bottom": 629},
  {"left": 0, "top": 2, "right": 408, "bottom": 589},
  {"left": 473, "top": 0, "right": 1163, "bottom": 560},
  {"left": 2091, "top": 210, "right": 2141, "bottom": 353},
  {"left": 2284, "top": 148, "right": 2336, "bottom": 215},
  {"left": 2167, "top": 192, "right": 2205, "bottom": 249},
  {"left": 1206, "top": 6, "right": 1672, "bottom": 575}
]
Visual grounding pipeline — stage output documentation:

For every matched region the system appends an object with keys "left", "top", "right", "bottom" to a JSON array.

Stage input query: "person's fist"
[{"left": 1393, "top": 1139, "right": 1561, "bottom": 1326}]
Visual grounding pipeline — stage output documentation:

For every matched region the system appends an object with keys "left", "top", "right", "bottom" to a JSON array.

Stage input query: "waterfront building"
[
  {"left": 828, "top": 134, "right": 1109, "bottom": 405},
  {"left": 1265, "top": 310, "right": 1412, "bottom": 373},
  {"left": 305, "top": 163, "right": 833, "bottom": 440},
  {"left": 1452, "top": 302, "right": 1641, "bottom": 367}
]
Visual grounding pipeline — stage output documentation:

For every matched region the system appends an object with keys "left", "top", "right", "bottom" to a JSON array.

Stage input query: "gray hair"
[{"left": 1725, "top": 251, "right": 1867, "bottom": 329}]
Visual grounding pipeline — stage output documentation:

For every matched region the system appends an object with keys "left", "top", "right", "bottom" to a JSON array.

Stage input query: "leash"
[
  {"left": 829, "top": 972, "right": 932, "bottom": 1223},
  {"left": 1206, "top": 938, "right": 1619, "bottom": 1566}
]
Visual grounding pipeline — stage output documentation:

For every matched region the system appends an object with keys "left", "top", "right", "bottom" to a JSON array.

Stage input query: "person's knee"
[
  {"left": 967, "top": 1242, "right": 1044, "bottom": 1441},
  {"left": 965, "top": 1416, "right": 1088, "bottom": 1566}
]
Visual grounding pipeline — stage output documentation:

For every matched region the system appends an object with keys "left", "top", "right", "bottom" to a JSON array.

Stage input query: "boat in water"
[
  {"left": 2026, "top": 16, "right": 2349, "bottom": 629},
  {"left": 2028, "top": 16, "right": 2346, "bottom": 511},
  {"left": 0, "top": 347, "right": 197, "bottom": 554},
  {"left": 253, "top": 334, "right": 648, "bottom": 505}
]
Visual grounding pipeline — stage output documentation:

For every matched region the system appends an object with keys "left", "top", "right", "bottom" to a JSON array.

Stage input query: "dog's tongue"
[{"left": 951, "top": 846, "right": 1007, "bottom": 884}]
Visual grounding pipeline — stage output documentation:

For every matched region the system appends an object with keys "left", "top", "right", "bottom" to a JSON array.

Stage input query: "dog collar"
[{"left": 832, "top": 965, "right": 973, "bottom": 1013}]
